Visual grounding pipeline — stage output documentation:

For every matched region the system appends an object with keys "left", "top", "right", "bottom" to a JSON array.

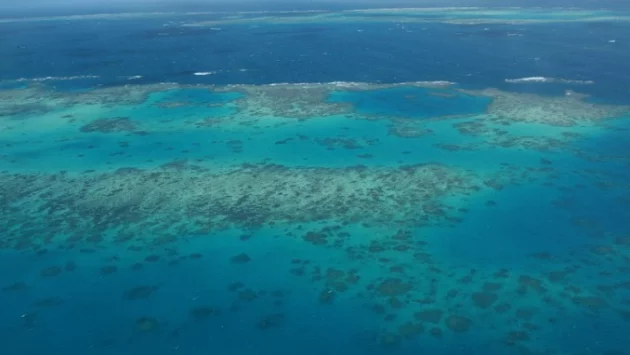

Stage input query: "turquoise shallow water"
[
  {"left": 2, "top": 83, "right": 630, "bottom": 355},
  {"left": 2, "top": 7, "right": 630, "bottom": 355}
]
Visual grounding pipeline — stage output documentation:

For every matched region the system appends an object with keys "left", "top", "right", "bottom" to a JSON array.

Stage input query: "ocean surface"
[{"left": 1, "top": 3, "right": 630, "bottom": 355}]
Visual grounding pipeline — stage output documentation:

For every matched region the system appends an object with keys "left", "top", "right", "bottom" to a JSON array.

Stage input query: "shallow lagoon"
[{"left": 2, "top": 6, "right": 630, "bottom": 355}]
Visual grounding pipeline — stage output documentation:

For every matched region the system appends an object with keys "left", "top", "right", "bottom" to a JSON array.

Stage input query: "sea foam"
[
  {"left": 505, "top": 77, "right": 594, "bottom": 84},
  {"left": 11, "top": 75, "right": 100, "bottom": 82}
]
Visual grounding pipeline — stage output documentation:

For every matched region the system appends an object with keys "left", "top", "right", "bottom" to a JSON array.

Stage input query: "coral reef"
[
  {"left": 462, "top": 88, "right": 629, "bottom": 127},
  {"left": 471, "top": 291, "right": 499, "bottom": 309},
  {"left": 256, "top": 313, "right": 285, "bottom": 330},
  {"left": 376, "top": 278, "right": 412, "bottom": 297},
  {"left": 189, "top": 306, "right": 220, "bottom": 320},
  {"left": 135, "top": 316, "right": 159, "bottom": 332},
  {"left": 414, "top": 309, "right": 444, "bottom": 324},
  {"left": 231, "top": 253, "right": 252, "bottom": 264},
  {"left": 123, "top": 285, "right": 160, "bottom": 300},
  {"left": 445, "top": 315, "right": 472, "bottom": 332},
  {"left": 40, "top": 266, "right": 62, "bottom": 277},
  {"left": 79, "top": 117, "right": 137, "bottom": 133},
  {"left": 0, "top": 163, "right": 480, "bottom": 249},
  {"left": 32, "top": 297, "right": 65, "bottom": 308},
  {"left": 2, "top": 281, "right": 28, "bottom": 292},
  {"left": 388, "top": 122, "right": 435, "bottom": 138},
  {"left": 222, "top": 84, "right": 351, "bottom": 119},
  {"left": 2, "top": 78, "right": 630, "bottom": 355}
]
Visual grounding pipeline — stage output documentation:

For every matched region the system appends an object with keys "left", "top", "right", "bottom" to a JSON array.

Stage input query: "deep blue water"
[
  {"left": 1, "top": 18, "right": 630, "bottom": 102},
  {"left": 328, "top": 87, "right": 491, "bottom": 119},
  {"left": 1, "top": 5, "right": 630, "bottom": 355}
]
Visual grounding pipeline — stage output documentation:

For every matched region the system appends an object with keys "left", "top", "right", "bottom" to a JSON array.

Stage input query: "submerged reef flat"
[
  {"left": 1, "top": 82, "right": 629, "bottom": 176},
  {"left": 2, "top": 80, "right": 630, "bottom": 355},
  {"left": 220, "top": 84, "right": 352, "bottom": 119},
  {"left": 181, "top": 8, "right": 630, "bottom": 27},
  {"left": 217, "top": 81, "right": 455, "bottom": 120},
  {"left": 3, "top": 9, "right": 630, "bottom": 355},
  {"left": 2, "top": 8, "right": 629, "bottom": 26},
  {"left": 462, "top": 88, "right": 630, "bottom": 127},
  {"left": 0, "top": 81, "right": 451, "bottom": 125},
  {"left": 0, "top": 163, "right": 481, "bottom": 249},
  {"left": 3, "top": 81, "right": 624, "bottom": 130},
  {"left": 0, "top": 83, "right": 179, "bottom": 119}
]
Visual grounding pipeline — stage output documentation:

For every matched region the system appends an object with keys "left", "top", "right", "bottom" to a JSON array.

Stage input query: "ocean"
[{"left": 1, "top": 3, "right": 630, "bottom": 355}]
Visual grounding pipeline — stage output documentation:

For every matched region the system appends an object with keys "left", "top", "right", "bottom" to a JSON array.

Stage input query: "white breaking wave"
[
  {"left": 230, "top": 80, "right": 455, "bottom": 89},
  {"left": 193, "top": 72, "right": 217, "bottom": 76},
  {"left": 413, "top": 80, "right": 455, "bottom": 86},
  {"left": 505, "top": 76, "right": 594, "bottom": 84},
  {"left": 327, "top": 80, "right": 454, "bottom": 87},
  {"left": 11, "top": 75, "right": 100, "bottom": 82},
  {"left": 349, "top": 7, "right": 482, "bottom": 13},
  {"left": 330, "top": 81, "right": 364, "bottom": 88},
  {"left": 263, "top": 81, "right": 370, "bottom": 88},
  {"left": 333, "top": 80, "right": 455, "bottom": 88},
  {"left": 0, "top": 78, "right": 455, "bottom": 91}
]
